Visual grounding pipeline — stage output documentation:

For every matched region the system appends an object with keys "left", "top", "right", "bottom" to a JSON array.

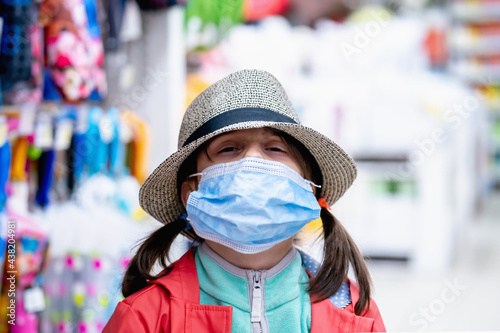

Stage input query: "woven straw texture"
[
  {"left": 178, "top": 70, "right": 300, "bottom": 148},
  {"left": 139, "top": 69, "right": 357, "bottom": 225}
]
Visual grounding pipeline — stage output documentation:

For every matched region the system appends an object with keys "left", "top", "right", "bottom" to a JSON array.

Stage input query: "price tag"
[
  {"left": 23, "top": 286, "right": 46, "bottom": 313},
  {"left": 18, "top": 105, "right": 36, "bottom": 135},
  {"left": 34, "top": 121, "right": 53, "bottom": 149},
  {"left": 99, "top": 116, "right": 114, "bottom": 144},
  {"left": 119, "top": 64, "right": 136, "bottom": 91},
  {"left": 120, "top": 1, "right": 142, "bottom": 43},
  {"left": 54, "top": 120, "right": 73, "bottom": 151},
  {"left": 119, "top": 120, "right": 133, "bottom": 143},
  {"left": 0, "top": 116, "right": 7, "bottom": 147}
]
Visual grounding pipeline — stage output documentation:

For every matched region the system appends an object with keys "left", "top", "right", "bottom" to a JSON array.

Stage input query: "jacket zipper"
[{"left": 250, "top": 271, "right": 268, "bottom": 333}]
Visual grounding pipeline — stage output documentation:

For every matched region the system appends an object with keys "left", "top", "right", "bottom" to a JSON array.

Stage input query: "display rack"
[{"left": 448, "top": 0, "right": 500, "bottom": 189}]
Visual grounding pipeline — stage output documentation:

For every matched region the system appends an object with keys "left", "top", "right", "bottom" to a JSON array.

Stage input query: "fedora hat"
[{"left": 139, "top": 69, "right": 357, "bottom": 224}]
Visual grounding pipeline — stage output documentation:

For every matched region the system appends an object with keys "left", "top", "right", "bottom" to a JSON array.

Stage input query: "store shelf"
[
  {"left": 449, "top": 60, "right": 500, "bottom": 83},
  {"left": 449, "top": 29, "right": 500, "bottom": 56},
  {"left": 336, "top": 113, "right": 481, "bottom": 270},
  {"left": 449, "top": 0, "right": 500, "bottom": 187},
  {"left": 450, "top": 1, "right": 500, "bottom": 23}
]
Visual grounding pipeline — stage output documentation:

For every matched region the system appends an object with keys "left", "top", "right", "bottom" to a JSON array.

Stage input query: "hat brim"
[{"left": 139, "top": 121, "right": 357, "bottom": 225}]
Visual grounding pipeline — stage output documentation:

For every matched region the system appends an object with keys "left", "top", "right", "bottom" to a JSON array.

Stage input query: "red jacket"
[{"left": 103, "top": 249, "right": 385, "bottom": 332}]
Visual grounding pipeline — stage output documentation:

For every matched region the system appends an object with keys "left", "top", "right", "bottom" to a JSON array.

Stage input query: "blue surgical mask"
[{"left": 185, "top": 157, "right": 321, "bottom": 254}]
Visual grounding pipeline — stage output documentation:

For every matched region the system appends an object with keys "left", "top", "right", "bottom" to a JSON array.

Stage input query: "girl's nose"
[{"left": 243, "top": 144, "right": 264, "bottom": 159}]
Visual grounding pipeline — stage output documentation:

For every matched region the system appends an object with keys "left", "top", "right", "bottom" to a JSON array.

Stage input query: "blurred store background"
[{"left": 0, "top": 0, "right": 499, "bottom": 331}]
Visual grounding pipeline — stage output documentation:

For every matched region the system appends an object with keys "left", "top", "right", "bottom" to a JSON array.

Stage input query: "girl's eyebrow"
[
  {"left": 208, "top": 136, "right": 235, "bottom": 147},
  {"left": 208, "top": 129, "right": 283, "bottom": 145}
]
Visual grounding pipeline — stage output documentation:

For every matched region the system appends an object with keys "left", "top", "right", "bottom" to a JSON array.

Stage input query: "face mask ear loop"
[
  {"left": 188, "top": 172, "right": 202, "bottom": 178},
  {"left": 307, "top": 181, "right": 321, "bottom": 188}
]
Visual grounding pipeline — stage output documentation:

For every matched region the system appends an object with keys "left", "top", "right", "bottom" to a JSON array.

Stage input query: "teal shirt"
[{"left": 195, "top": 243, "right": 311, "bottom": 333}]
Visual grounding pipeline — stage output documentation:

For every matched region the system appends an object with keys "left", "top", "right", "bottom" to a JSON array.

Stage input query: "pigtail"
[
  {"left": 308, "top": 207, "right": 372, "bottom": 316},
  {"left": 121, "top": 218, "right": 188, "bottom": 297},
  {"left": 121, "top": 142, "right": 206, "bottom": 298}
]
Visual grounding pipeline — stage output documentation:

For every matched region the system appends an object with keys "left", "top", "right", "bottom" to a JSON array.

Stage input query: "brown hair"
[
  {"left": 276, "top": 130, "right": 372, "bottom": 315},
  {"left": 121, "top": 129, "right": 372, "bottom": 315}
]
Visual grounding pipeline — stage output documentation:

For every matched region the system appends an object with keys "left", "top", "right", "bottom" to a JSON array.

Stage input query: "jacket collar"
[
  {"left": 148, "top": 247, "right": 378, "bottom": 333},
  {"left": 150, "top": 247, "right": 200, "bottom": 303},
  {"left": 150, "top": 246, "right": 361, "bottom": 308}
]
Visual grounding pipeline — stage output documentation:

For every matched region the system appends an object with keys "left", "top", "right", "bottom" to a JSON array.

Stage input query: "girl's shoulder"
[
  {"left": 103, "top": 251, "right": 198, "bottom": 332},
  {"left": 121, "top": 248, "right": 199, "bottom": 308},
  {"left": 298, "top": 249, "right": 352, "bottom": 309},
  {"left": 103, "top": 282, "right": 172, "bottom": 332},
  {"left": 122, "top": 281, "right": 169, "bottom": 308},
  {"left": 299, "top": 249, "right": 386, "bottom": 331}
]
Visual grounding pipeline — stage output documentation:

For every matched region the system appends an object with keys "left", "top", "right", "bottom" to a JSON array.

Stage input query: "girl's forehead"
[{"left": 210, "top": 128, "right": 282, "bottom": 141}]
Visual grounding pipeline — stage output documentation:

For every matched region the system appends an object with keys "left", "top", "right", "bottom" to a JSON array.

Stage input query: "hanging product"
[
  {"left": 36, "top": 171, "right": 145, "bottom": 332},
  {"left": 39, "top": 0, "right": 107, "bottom": 102},
  {"left": 135, "top": 0, "right": 185, "bottom": 11},
  {"left": 31, "top": 112, "right": 54, "bottom": 208},
  {"left": 0, "top": 106, "right": 150, "bottom": 332},
  {"left": 40, "top": 252, "right": 128, "bottom": 333},
  {"left": 0, "top": 0, "right": 43, "bottom": 105},
  {"left": 1, "top": 106, "right": 150, "bottom": 207},
  {"left": 121, "top": 110, "right": 149, "bottom": 184},
  {"left": 423, "top": 13, "right": 448, "bottom": 70},
  {"left": 185, "top": 0, "right": 245, "bottom": 51},
  {"left": 0, "top": 115, "right": 9, "bottom": 211},
  {"left": 66, "top": 119, "right": 86, "bottom": 194},
  {"left": 0, "top": 214, "right": 6, "bottom": 295},
  {"left": 243, "top": 0, "right": 288, "bottom": 22},
  {"left": 107, "top": 107, "right": 124, "bottom": 176},
  {"left": 0, "top": 212, "right": 49, "bottom": 333},
  {"left": 103, "top": 0, "right": 127, "bottom": 50},
  {"left": 85, "top": 106, "right": 107, "bottom": 175},
  {"left": 34, "top": 150, "right": 54, "bottom": 208},
  {"left": 51, "top": 111, "right": 74, "bottom": 201},
  {"left": 10, "top": 136, "right": 28, "bottom": 182}
]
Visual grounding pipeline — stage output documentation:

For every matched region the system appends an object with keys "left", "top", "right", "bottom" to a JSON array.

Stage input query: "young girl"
[{"left": 104, "top": 69, "right": 385, "bottom": 332}]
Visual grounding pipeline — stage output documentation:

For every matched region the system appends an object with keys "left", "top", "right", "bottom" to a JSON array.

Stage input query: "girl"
[{"left": 104, "top": 69, "right": 385, "bottom": 332}]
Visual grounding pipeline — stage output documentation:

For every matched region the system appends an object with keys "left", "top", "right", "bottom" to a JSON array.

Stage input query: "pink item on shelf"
[
  {"left": 1, "top": 17, "right": 44, "bottom": 105},
  {"left": 58, "top": 283, "right": 67, "bottom": 297},
  {"left": 96, "top": 321, "right": 105, "bottom": 332},
  {"left": 10, "top": 300, "right": 38, "bottom": 333},
  {"left": 87, "top": 283, "right": 97, "bottom": 297},
  {"left": 41, "top": 0, "right": 107, "bottom": 102},
  {"left": 92, "top": 257, "right": 102, "bottom": 270},
  {"left": 120, "top": 256, "right": 131, "bottom": 269},
  {"left": 57, "top": 321, "right": 70, "bottom": 333},
  {"left": 77, "top": 321, "right": 88, "bottom": 332},
  {"left": 65, "top": 255, "right": 74, "bottom": 269}
]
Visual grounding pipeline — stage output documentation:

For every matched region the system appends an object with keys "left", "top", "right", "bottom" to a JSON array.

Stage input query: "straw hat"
[{"left": 139, "top": 69, "right": 357, "bottom": 224}]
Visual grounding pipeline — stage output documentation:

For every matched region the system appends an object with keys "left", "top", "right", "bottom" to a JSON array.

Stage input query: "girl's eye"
[
  {"left": 267, "top": 146, "right": 286, "bottom": 152},
  {"left": 218, "top": 147, "right": 238, "bottom": 153}
]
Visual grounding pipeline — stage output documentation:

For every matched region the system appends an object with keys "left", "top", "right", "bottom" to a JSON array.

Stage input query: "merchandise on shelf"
[
  {"left": 0, "top": 104, "right": 152, "bottom": 332},
  {"left": 39, "top": 252, "right": 130, "bottom": 333},
  {"left": 0, "top": 0, "right": 43, "bottom": 105},
  {"left": 185, "top": 0, "right": 245, "bottom": 51},
  {"left": 39, "top": 0, "right": 107, "bottom": 103},
  {"left": 1, "top": 105, "right": 150, "bottom": 208},
  {"left": 448, "top": 0, "right": 500, "bottom": 188},
  {"left": 0, "top": 212, "right": 49, "bottom": 333},
  {"left": 0, "top": 116, "right": 9, "bottom": 211}
]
